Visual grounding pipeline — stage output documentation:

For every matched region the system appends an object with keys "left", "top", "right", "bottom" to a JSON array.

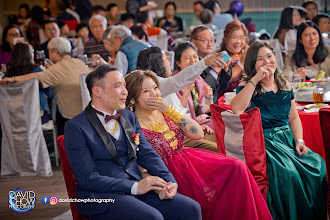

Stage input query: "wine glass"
[{"left": 36, "top": 50, "right": 45, "bottom": 66}]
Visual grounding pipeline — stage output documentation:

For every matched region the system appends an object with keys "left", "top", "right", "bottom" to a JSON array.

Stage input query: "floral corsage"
[{"left": 132, "top": 133, "right": 140, "bottom": 151}]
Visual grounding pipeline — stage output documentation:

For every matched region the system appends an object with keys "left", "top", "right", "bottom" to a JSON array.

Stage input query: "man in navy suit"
[{"left": 64, "top": 65, "right": 202, "bottom": 219}]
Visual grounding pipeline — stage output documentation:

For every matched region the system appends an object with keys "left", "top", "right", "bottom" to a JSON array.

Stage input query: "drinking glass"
[
  {"left": 313, "top": 88, "right": 324, "bottom": 103},
  {"left": 36, "top": 50, "right": 45, "bottom": 66}
]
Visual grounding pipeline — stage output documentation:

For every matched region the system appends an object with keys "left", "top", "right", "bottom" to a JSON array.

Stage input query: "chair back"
[
  {"left": 210, "top": 104, "right": 268, "bottom": 201},
  {"left": 0, "top": 78, "right": 52, "bottom": 176},
  {"left": 80, "top": 73, "right": 91, "bottom": 110},
  {"left": 319, "top": 108, "right": 330, "bottom": 214},
  {"left": 56, "top": 135, "right": 88, "bottom": 220},
  {"left": 260, "top": 39, "right": 284, "bottom": 70}
]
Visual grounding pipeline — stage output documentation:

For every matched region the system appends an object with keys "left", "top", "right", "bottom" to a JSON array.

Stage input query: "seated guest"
[
  {"left": 273, "top": 6, "right": 301, "bottom": 53},
  {"left": 125, "top": 69, "right": 272, "bottom": 220},
  {"left": 191, "top": 25, "right": 232, "bottom": 104},
  {"left": 199, "top": 9, "right": 218, "bottom": 33},
  {"left": 302, "top": 0, "right": 318, "bottom": 20},
  {"left": 156, "top": 2, "right": 183, "bottom": 33},
  {"left": 37, "top": 18, "right": 75, "bottom": 59},
  {"left": 54, "top": 0, "right": 79, "bottom": 33},
  {"left": 120, "top": 13, "right": 135, "bottom": 29},
  {"left": 75, "top": 23, "right": 90, "bottom": 48},
  {"left": 204, "top": 0, "right": 233, "bottom": 30},
  {"left": 137, "top": 10, "right": 178, "bottom": 51},
  {"left": 106, "top": 3, "right": 119, "bottom": 26},
  {"left": 283, "top": 21, "right": 330, "bottom": 79},
  {"left": 91, "top": 5, "right": 106, "bottom": 17},
  {"left": 1, "top": 37, "right": 89, "bottom": 136},
  {"left": 108, "top": 25, "right": 150, "bottom": 76},
  {"left": 6, "top": 42, "right": 53, "bottom": 124},
  {"left": 85, "top": 15, "right": 111, "bottom": 60},
  {"left": 219, "top": 20, "right": 250, "bottom": 96},
  {"left": 130, "top": 25, "right": 156, "bottom": 46},
  {"left": 173, "top": 42, "right": 215, "bottom": 130},
  {"left": 136, "top": 46, "right": 218, "bottom": 152},
  {"left": 0, "top": 24, "right": 23, "bottom": 65},
  {"left": 312, "top": 14, "right": 330, "bottom": 46},
  {"left": 65, "top": 65, "right": 202, "bottom": 219},
  {"left": 58, "top": 22, "right": 70, "bottom": 38},
  {"left": 231, "top": 41, "right": 327, "bottom": 220},
  {"left": 192, "top": 1, "right": 204, "bottom": 26}
]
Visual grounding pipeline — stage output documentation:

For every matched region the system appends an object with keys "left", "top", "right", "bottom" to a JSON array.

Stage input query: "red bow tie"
[{"left": 94, "top": 109, "right": 122, "bottom": 123}]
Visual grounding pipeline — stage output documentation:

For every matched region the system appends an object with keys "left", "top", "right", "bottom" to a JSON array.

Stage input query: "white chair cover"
[
  {"left": 0, "top": 79, "right": 52, "bottom": 176},
  {"left": 80, "top": 73, "right": 91, "bottom": 110},
  {"left": 260, "top": 39, "right": 284, "bottom": 70}
]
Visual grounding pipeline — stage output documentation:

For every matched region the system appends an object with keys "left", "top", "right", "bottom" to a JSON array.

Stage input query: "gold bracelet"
[{"left": 164, "top": 105, "right": 183, "bottom": 123}]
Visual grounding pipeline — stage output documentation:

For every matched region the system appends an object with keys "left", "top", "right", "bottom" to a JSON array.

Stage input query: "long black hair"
[
  {"left": 1, "top": 24, "right": 22, "bottom": 52},
  {"left": 273, "top": 7, "right": 296, "bottom": 40},
  {"left": 7, "top": 42, "right": 36, "bottom": 77},
  {"left": 243, "top": 41, "right": 288, "bottom": 96},
  {"left": 292, "top": 21, "right": 328, "bottom": 68},
  {"left": 136, "top": 47, "right": 167, "bottom": 78},
  {"left": 174, "top": 41, "right": 198, "bottom": 70}
]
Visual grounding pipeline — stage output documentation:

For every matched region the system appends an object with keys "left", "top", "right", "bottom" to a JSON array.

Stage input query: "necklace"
[
  {"left": 104, "top": 120, "right": 118, "bottom": 135},
  {"left": 141, "top": 117, "right": 178, "bottom": 150}
]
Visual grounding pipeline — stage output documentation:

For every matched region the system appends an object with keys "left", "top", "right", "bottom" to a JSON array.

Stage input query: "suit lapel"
[
  {"left": 119, "top": 115, "right": 137, "bottom": 169},
  {"left": 85, "top": 102, "right": 124, "bottom": 166}
]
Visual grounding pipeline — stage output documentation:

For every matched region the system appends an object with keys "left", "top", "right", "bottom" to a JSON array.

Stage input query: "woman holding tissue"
[
  {"left": 230, "top": 41, "right": 327, "bottom": 220},
  {"left": 0, "top": 24, "right": 23, "bottom": 65}
]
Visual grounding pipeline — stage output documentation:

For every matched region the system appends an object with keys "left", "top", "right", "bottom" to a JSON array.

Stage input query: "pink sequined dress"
[{"left": 142, "top": 115, "right": 272, "bottom": 220}]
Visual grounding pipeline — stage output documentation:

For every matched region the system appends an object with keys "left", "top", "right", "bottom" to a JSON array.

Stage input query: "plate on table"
[
  {"left": 310, "top": 78, "right": 328, "bottom": 83},
  {"left": 305, "top": 103, "right": 329, "bottom": 109},
  {"left": 297, "top": 82, "right": 315, "bottom": 91}
]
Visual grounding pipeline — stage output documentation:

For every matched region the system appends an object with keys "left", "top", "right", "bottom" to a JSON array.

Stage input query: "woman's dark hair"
[
  {"left": 7, "top": 42, "right": 36, "bottom": 77},
  {"left": 106, "top": 3, "right": 118, "bottom": 11},
  {"left": 204, "top": 0, "right": 220, "bottom": 14},
  {"left": 174, "top": 41, "right": 198, "bottom": 70},
  {"left": 18, "top": 4, "right": 31, "bottom": 19},
  {"left": 165, "top": 2, "right": 176, "bottom": 11},
  {"left": 136, "top": 47, "right": 167, "bottom": 78},
  {"left": 292, "top": 21, "right": 328, "bottom": 68},
  {"left": 76, "top": 22, "right": 89, "bottom": 33},
  {"left": 243, "top": 41, "right": 288, "bottom": 96},
  {"left": 1, "top": 24, "right": 22, "bottom": 52},
  {"left": 130, "top": 25, "right": 149, "bottom": 41},
  {"left": 125, "top": 69, "right": 160, "bottom": 111},
  {"left": 302, "top": 1, "right": 318, "bottom": 10},
  {"left": 273, "top": 7, "right": 296, "bottom": 40},
  {"left": 31, "top": 6, "right": 44, "bottom": 26}
]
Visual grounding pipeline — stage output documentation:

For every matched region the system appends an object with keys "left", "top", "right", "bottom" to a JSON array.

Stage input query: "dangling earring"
[{"left": 129, "top": 101, "right": 134, "bottom": 111}]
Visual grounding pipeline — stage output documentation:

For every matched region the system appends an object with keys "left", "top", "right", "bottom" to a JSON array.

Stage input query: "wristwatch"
[{"left": 295, "top": 139, "right": 305, "bottom": 145}]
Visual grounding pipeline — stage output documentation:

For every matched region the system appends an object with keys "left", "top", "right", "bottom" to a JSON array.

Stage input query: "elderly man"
[
  {"left": 85, "top": 15, "right": 111, "bottom": 60},
  {"left": 1, "top": 37, "right": 89, "bottom": 135},
  {"left": 191, "top": 25, "right": 232, "bottom": 104},
  {"left": 108, "top": 25, "right": 150, "bottom": 76},
  {"left": 37, "top": 18, "right": 75, "bottom": 58}
]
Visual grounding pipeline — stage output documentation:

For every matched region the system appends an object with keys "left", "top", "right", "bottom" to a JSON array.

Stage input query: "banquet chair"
[
  {"left": 80, "top": 73, "right": 91, "bottom": 110},
  {"left": 0, "top": 78, "right": 52, "bottom": 176},
  {"left": 210, "top": 104, "right": 268, "bottom": 201},
  {"left": 319, "top": 108, "right": 330, "bottom": 214},
  {"left": 56, "top": 135, "right": 88, "bottom": 220}
]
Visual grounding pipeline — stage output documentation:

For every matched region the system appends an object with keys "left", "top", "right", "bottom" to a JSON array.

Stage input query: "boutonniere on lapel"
[{"left": 132, "top": 133, "right": 140, "bottom": 151}]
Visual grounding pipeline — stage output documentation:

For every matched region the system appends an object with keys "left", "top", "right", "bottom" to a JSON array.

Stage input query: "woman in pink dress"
[{"left": 125, "top": 70, "right": 272, "bottom": 220}]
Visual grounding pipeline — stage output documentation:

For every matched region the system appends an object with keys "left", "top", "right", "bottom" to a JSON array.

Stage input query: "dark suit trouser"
[{"left": 90, "top": 191, "right": 202, "bottom": 220}]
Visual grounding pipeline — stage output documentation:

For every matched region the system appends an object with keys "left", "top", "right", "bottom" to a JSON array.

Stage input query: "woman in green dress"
[{"left": 230, "top": 41, "right": 327, "bottom": 220}]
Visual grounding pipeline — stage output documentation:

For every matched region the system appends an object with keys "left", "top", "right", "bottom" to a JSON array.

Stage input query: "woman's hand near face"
[
  {"left": 145, "top": 96, "right": 169, "bottom": 113},
  {"left": 297, "top": 67, "right": 307, "bottom": 80},
  {"left": 252, "top": 64, "right": 274, "bottom": 83},
  {"left": 203, "top": 84, "right": 213, "bottom": 98}
]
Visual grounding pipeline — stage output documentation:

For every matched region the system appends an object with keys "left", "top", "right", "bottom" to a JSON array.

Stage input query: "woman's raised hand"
[
  {"left": 145, "top": 96, "right": 169, "bottom": 113},
  {"left": 252, "top": 64, "right": 274, "bottom": 83}
]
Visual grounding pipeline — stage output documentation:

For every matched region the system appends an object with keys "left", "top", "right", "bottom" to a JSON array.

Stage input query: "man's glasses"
[
  {"left": 195, "top": 39, "right": 215, "bottom": 45},
  {"left": 45, "top": 27, "right": 59, "bottom": 32}
]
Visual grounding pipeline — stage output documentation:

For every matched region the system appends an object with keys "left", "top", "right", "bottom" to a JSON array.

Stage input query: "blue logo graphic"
[
  {"left": 42, "top": 197, "right": 50, "bottom": 204},
  {"left": 9, "top": 188, "right": 36, "bottom": 213}
]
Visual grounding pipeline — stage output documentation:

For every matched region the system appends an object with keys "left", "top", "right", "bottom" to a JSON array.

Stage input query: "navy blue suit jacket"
[{"left": 64, "top": 109, "right": 176, "bottom": 216}]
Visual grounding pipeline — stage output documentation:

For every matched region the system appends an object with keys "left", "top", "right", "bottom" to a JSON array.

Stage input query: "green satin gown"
[{"left": 237, "top": 86, "right": 327, "bottom": 220}]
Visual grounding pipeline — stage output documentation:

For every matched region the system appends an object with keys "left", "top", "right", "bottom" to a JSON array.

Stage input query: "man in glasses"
[{"left": 191, "top": 25, "right": 232, "bottom": 104}]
